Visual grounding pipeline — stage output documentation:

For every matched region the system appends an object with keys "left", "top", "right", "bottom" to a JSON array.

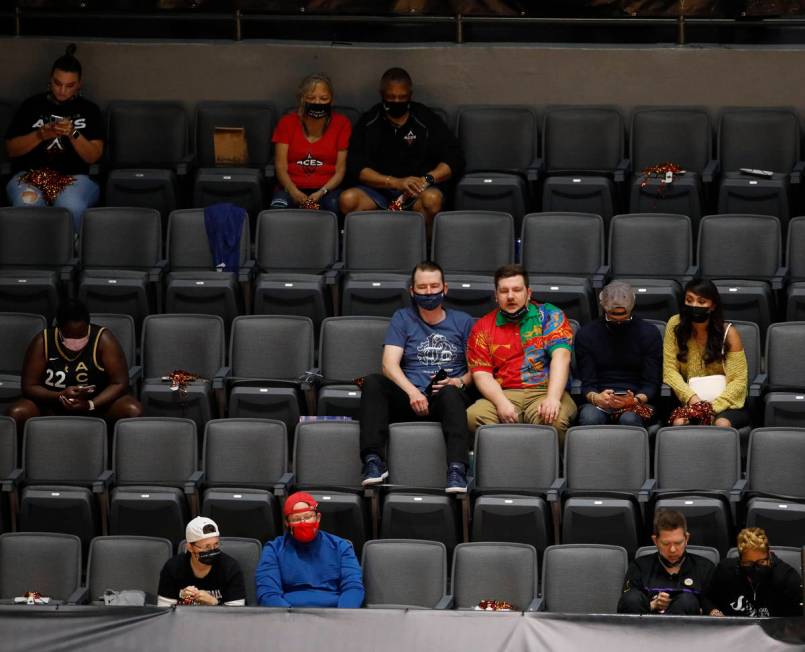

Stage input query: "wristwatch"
[
  {"left": 424, "top": 174, "right": 435, "bottom": 185},
  {"left": 456, "top": 378, "right": 465, "bottom": 390},
  {"left": 320, "top": 187, "right": 328, "bottom": 195},
  {"left": 88, "top": 400, "right": 95, "bottom": 411}
]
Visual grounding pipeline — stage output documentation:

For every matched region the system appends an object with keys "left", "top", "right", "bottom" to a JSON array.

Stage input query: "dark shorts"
[
  {"left": 716, "top": 408, "right": 751, "bottom": 429},
  {"left": 355, "top": 183, "right": 444, "bottom": 210}
]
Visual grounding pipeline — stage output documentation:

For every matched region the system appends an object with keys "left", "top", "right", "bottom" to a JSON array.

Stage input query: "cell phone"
[
  {"left": 424, "top": 369, "right": 448, "bottom": 396},
  {"left": 613, "top": 390, "right": 629, "bottom": 396},
  {"left": 77, "top": 385, "right": 96, "bottom": 394}
]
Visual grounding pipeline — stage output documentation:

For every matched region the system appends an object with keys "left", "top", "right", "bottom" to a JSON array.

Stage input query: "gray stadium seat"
[
  {"left": 0, "top": 416, "right": 18, "bottom": 532},
  {"left": 201, "top": 418, "right": 289, "bottom": 544},
  {"left": 471, "top": 424, "right": 560, "bottom": 556},
  {"left": 561, "top": 426, "right": 651, "bottom": 556},
  {"left": 540, "top": 107, "right": 627, "bottom": 227},
  {"left": 785, "top": 216, "right": 805, "bottom": 320},
  {"left": 538, "top": 543, "right": 628, "bottom": 613},
  {"left": 0, "top": 532, "right": 82, "bottom": 604},
  {"left": 763, "top": 322, "right": 805, "bottom": 426},
  {"left": 451, "top": 542, "right": 539, "bottom": 611},
  {"left": 520, "top": 212, "right": 605, "bottom": 323},
  {"left": 432, "top": 210, "right": 514, "bottom": 317},
  {"left": 0, "top": 207, "right": 75, "bottom": 320},
  {"left": 90, "top": 313, "right": 142, "bottom": 388},
  {"left": 0, "top": 312, "right": 47, "bottom": 412},
  {"left": 109, "top": 417, "right": 201, "bottom": 547},
  {"left": 253, "top": 209, "right": 339, "bottom": 331},
  {"left": 727, "top": 545, "right": 802, "bottom": 576},
  {"left": 340, "top": 210, "right": 425, "bottom": 317},
  {"left": 361, "top": 539, "right": 449, "bottom": 609},
  {"left": 165, "top": 208, "right": 251, "bottom": 327},
  {"left": 78, "top": 207, "right": 164, "bottom": 330},
  {"left": 84, "top": 535, "right": 172, "bottom": 604}
]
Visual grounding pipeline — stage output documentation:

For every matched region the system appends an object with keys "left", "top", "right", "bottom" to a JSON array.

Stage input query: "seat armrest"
[
  {"left": 638, "top": 478, "right": 656, "bottom": 503},
  {"left": 212, "top": 366, "right": 232, "bottom": 391},
  {"left": 238, "top": 259, "right": 255, "bottom": 284},
  {"left": 68, "top": 586, "right": 90, "bottom": 605},
  {"left": 683, "top": 264, "right": 698, "bottom": 279},
  {"left": 749, "top": 372, "right": 767, "bottom": 398},
  {"left": 661, "top": 383, "right": 672, "bottom": 398},
  {"left": 263, "top": 163, "right": 276, "bottom": 179},
  {"left": 128, "top": 364, "right": 143, "bottom": 386},
  {"left": 184, "top": 470, "right": 205, "bottom": 494},
  {"left": 790, "top": 160, "right": 804, "bottom": 185},
  {"left": 299, "top": 368, "right": 323, "bottom": 391},
  {"left": 325, "top": 262, "right": 343, "bottom": 286},
  {"left": 546, "top": 477, "right": 567, "bottom": 502},
  {"left": 614, "top": 158, "right": 631, "bottom": 184},
  {"left": 771, "top": 266, "right": 788, "bottom": 291},
  {"left": 527, "top": 158, "right": 544, "bottom": 182},
  {"left": 591, "top": 264, "right": 609, "bottom": 289},
  {"left": 148, "top": 259, "right": 169, "bottom": 283},
  {"left": 59, "top": 258, "right": 79, "bottom": 283},
  {"left": 702, "top": 159, "right": 719, "bottom": 184},
  {"left": 525, "top": 596, "right": 542, "bottom": 612},
  {"left": 730, "top": 478, "right": 747, "bottom": 502},
  {"left": 435, "top": 594, "right": 454, "bottom": 610},
  {"left": 176, "top": 153, "right": 194, "bottom": 177},
  {"left": 1, "top": 468, "right": 23, "bottom": 492},
  {"left": 92, "top": 469, "right": 115, "bottom": 494},
  {"left": 569, "top": 379, "right": 582, "bottom": 396},
  {"left": 273, "top": 472, "right": 295, "bottom": 497}
]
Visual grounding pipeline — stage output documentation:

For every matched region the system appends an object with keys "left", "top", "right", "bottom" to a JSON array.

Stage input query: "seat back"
[
  {"left": 609, "top": 213, "right": 692, "bottom": 278},
  {"left": 388, "top": 422, "right": 446, "bottom": 489},
  {"left": 107, "top": 101, "right": 189, "bottom": 168},
  {"left": 86, "top": 535, "right": 173, "bottom": 603},
  {"left": 23, "top": 416, "right": 107, "bottom": 484},
  {"left": 0, "top": 312, "right": 46, "bottom": 376},
  {"left": 564, "top": 426, "right": 649, "bottom": 492},
  {"left": 455, "top": 105, "right": 539, "bottom": 173},
  {"left": 787, "top": 216, "right": 805, "bottom": 281},
  {"left": 630, "top": 107, "right": 712, "bottom": 174},
  {"left": 167, "top": 208, "right": 250, "bottom": 271},
  {"left": 230, "top": 315, "right": 314, "bottom": 380},
  {"left": 90, "top": 314, "right": 137, "bottom": 370},
  {"left": 362, "top": 539, "right": 447, "bottom": 608},
  {"left": 432, "top": 211, "right": 514, "bottom": 274},
  {"left": 203, "top": 418, "right": 287, "bottom": 488},
  {"left": 543, "top": 107, "right": 624, "bottom": 173},
  {"left": 293, "top": 421, "right": 362, "bottom": 488},
  {"left": 541, "top": 544, "right": 628, "bottom": 613},
  {"left": 0, "top": 416, "right": 17, "bottom": 480},
  {"left": 141, "top": 314, "right": 225, "bottom": 380},
  {"left": 255, "top": 209, "right": 338, "bottom": 273},
  {"left": 0, "top": 532, "right": 81, "bottom": 601},
  {"left": 730, "top": 320, "right": 761, "bottom": 382},
  {"left": 474, "top": 424, "right": 559, "bottom": 490},
  {"left": 80, "top": 207, "right": 163, "bottom": 270},
  {"left": 195, "top": 101, "right": 275, "bottom": 168},
  {"left": 698, "top": 214, "right": 781, "bottom": 279},
  {"left": 318, "top": 316, "right": 388, "bottom": 382},
  {"left": 113, "top": 417, "right": 197, "bottom": 486},
  {"left": 654, "top": 426, "right": 740, "bottom": 490},
  {"left": 520, "top": 212, "right": 604, "bottom": 276},
  {"left": 635, "top": 544, "right": 720, "bottom": 566},
  {"left": 718, "top": 108, "right": 799, "bottom": 173},
  {"left": 343, "top": 211, "right": 425, "bottom": 272},
  {"left": 0, "top": 207, "right": 74, "bottom": 269},
  {"left": 452, "top": 542, "right": 538, "bottom": 610},
  {"left": 747, "top": 427, "right": 805, "bottom": 497},
  {"left": 765, "top": 322, "right": 805, "bottom": 390}
]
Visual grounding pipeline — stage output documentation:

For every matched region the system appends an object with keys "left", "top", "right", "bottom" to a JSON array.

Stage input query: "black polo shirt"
[{"left": 158, "top": 552, "right": 246, "bottom": 605}]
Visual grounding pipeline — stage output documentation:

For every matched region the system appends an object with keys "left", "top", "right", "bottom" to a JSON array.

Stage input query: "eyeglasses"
[
  {"left": 191, "top": 543, "right": 220, "bottom": 553},
  {"left": 739, "top": 557, "right": 771, "bottom": 568},
  {"left": 287, "top": 511, "right": 317, "bottom": 524}
]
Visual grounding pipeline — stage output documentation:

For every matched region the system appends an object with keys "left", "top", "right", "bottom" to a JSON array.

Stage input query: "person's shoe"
[
  {"left": 445, "top": 462, "right": 468, "bottom": 494},
  {"left": 361, "top": 454, "right": 388, "bottom": 486}
]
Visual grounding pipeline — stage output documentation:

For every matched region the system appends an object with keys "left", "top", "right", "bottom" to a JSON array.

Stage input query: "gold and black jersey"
[{"left": 42, "top": 324, "right": 108, "bottom": 395}]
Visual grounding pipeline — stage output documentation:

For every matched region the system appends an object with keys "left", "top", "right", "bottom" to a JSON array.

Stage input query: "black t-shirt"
[
  {"left": 346, "top": 101, "right": 464, "bottom": 183},
  {"left": 5, "top": 92, "right": 104, "bottom": 175},
  {"left": 158, "top": 552, "right": 246, "bottom": 605},
  {"left": 706, "top": 556, "right": 801, "bottom": 617}
]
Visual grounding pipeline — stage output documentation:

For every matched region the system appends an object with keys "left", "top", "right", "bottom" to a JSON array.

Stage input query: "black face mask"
[
  {"left": 196, "top": 548, "right": 222, "bottom": 566},
  {"left": 304, "top": 102, "right": 331, "bottom": 119},
  {"left": 683, "top": 305, "right": 711, "bottom": 323},
  {"left": 658, "top": 552, "right": 685, "bottom": 570},
  {"left": 604, "top": 317, "right": 632, "bottom": 334},
  {"left": 500, "top": 305, "right": 529, "bottom": 322},
  {"left": 742, "top": 565, "right": 771, "bottom": 585},
  {"left": 383, "top": 101, "right": 410, "bottom": 119}
]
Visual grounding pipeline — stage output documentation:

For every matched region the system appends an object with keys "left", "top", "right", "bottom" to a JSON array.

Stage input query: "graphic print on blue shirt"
[{"left": 384, "top": 306, "right": 473, "bottom": 391}]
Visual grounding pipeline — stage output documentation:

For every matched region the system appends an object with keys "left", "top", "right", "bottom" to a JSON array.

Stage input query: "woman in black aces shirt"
[{"left": 4, "top": 44, "right": 104, "bottom": 234}]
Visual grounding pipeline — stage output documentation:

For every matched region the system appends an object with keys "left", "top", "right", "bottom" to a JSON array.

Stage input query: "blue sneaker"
[
  {"left": 445, "top": 462, "right": 468, "bottom": 494},
  {"left": 361, "top": 454, "right": 388, "bottom": 486}
]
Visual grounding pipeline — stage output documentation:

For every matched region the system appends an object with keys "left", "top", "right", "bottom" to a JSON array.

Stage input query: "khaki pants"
[{"left": 467, "top": 388, "right": 578, "bottom": 447}]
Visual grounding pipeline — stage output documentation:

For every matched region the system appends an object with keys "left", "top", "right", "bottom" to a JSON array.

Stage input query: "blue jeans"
[
  {"left": 270, "top": 187, "right": 341, "bottom": 214},
  {"left": 577, "top": 403, "right": 645, "bottom": 428},
  {"left": 6, "top": 171, "right": 100, "bottom": 234}
]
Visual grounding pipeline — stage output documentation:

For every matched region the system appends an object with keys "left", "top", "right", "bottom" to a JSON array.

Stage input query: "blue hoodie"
[{"left": 255, "top": 531, "right": 364, "bottom": 608}]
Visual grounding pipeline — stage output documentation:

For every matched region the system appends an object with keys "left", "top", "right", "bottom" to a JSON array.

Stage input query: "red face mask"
[{"left": 290, "top": 520, "right": 319, "bottom": 543}]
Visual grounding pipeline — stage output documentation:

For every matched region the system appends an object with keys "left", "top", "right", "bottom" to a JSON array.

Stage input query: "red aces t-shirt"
[{"left": 272, "top": 111, "right": 351, "bottom": 190}]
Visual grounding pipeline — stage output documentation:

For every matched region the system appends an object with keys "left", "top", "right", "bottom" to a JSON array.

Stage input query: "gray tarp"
[{"left": 1, "top": 606, "right": 804, "bottom": 652}]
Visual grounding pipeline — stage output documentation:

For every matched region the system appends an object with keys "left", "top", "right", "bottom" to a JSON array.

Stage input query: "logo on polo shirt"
[
  {"left": 297, "top": 153, "right": 324, "bottom": 175},
  {"left": 403, "top": 130, "right": 417, "bottom": 146}
]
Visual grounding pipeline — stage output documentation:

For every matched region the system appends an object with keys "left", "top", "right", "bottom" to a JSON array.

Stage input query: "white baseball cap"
[{"left": 185, "top": 516, "right": 220, "bottom": 544}]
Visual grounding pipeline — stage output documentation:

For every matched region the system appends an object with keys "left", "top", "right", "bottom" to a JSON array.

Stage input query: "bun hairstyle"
[{"left": 51, "top": 43, "right": 82, "bottom": 79}]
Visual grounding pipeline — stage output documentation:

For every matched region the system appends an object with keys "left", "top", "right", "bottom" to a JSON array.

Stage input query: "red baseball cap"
[{"left": 283, "top": 491, "right": 318, "bottom": 517}]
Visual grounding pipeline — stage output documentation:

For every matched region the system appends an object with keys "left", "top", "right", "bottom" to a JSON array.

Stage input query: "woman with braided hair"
[
  {"left": 662, "top": 279, "right": 749, "bottom": 427},
  {"left": 706, "top": 527, "right": 801, "bottom": 617}
]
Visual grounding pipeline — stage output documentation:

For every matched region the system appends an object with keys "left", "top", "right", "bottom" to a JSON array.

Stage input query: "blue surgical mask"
[{"left": 412, "top": 291, "right": 444, "bottom": 311}]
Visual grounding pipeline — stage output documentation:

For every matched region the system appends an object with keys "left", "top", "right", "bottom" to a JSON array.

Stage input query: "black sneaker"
[
  {"left": 445, "top": 462, "right": 468, "bottom": 494},
  {"left": 361, "top": 454, "right": 388, "bottom": 486}
]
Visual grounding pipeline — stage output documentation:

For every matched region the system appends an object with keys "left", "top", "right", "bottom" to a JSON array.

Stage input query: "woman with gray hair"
[{"left": 270, "top": 73, "right": 352, "bottom": 214}]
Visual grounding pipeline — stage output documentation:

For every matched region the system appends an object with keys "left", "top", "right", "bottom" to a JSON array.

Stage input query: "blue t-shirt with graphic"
[{"left": 385, "top": 306, "right": 474, "bottom": 392}]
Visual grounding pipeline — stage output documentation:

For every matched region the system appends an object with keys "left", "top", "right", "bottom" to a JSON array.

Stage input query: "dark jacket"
[{"left": 706, "top": 555, "right": 801, "bottom": 617}]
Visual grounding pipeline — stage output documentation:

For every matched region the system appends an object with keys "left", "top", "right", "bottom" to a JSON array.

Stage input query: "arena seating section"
[{"left": 0, "top": 98, "right": 804, "bottom": 614}]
